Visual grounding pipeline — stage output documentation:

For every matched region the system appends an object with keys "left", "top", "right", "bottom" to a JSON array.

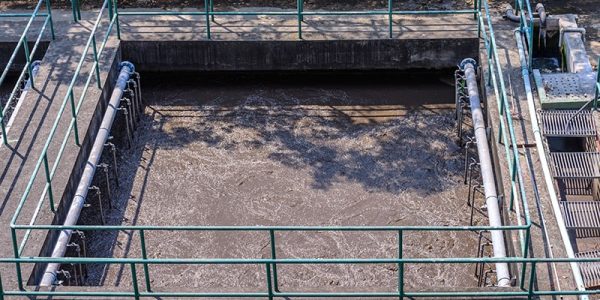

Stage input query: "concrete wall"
[
  {"left": 0, "top": 41, "right": 50, "bottom": 72},
  {"left": 122, "top": 39, "right": 478, "bottom": 72}
]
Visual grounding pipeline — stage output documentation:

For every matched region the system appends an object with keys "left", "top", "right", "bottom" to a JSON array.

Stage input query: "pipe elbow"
[
  {"left": 120, "top": 61, "right": 135, "bottom": 75},
  {"left": 503, "top": 4, "right": 520, "bottom": 22},
  {"left": 460, "top": 58, "right": 477, "bottom": 71}
]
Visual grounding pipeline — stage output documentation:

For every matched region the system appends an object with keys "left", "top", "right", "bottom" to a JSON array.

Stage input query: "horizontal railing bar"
[
  {"left": 5, "top": 256, "right": 600, "bottom": 264},
  {"left": 2, "top": 290, "right": 600, "bottom": 298},
  {"left": 117, "top": 9, "right": 475, "bottom": 16},
  {"left": 0, "top": 13, "right": 49, "bottom": 18},
  {"left": 11, "top": 224, "right": 529, "bottom": 230}
]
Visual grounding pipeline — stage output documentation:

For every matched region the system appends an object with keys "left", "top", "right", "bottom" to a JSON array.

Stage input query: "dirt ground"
[{"left": 75, "top": 72, "right": 489, "bottom": 292}]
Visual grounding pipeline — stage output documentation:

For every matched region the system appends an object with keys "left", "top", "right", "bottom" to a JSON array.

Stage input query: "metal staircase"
[{"left": 541, "top": 106, "right": 600, "bottom": 287}]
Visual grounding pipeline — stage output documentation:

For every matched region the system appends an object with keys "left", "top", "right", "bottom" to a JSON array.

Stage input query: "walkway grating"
[
  {"left": 559, "top": 201, "right": 600, "bottom": 229},
  {"left": 576, "top": 250, "right": 600, "bottom": 289},
  {"left": 550, "top": 152, "right": 600, "bottom": 179},
  {"left": 540, "top": 110, "right": 597, "bottom": 137}
]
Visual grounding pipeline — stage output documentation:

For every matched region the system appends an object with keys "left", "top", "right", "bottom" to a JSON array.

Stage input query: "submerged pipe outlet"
[
  {"left": 40, "top": 61, "right": 136, "bottom": 286},
  {"left": 460, "top": 59, "right": 511, "bottom": 287}
]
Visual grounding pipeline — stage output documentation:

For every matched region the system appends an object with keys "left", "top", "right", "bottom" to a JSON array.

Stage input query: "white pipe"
[
  {"left": 514, "top": 30, "right": 589, "bottom": 299},
  {"left": 460, "top": 58, "right": 511, "bottom": 287},
  {"left": 5, "top": 60, "right": 41, "bottom": 134},
  {"left": 40, "top": 61, "right": 135, "bottom": 286}
]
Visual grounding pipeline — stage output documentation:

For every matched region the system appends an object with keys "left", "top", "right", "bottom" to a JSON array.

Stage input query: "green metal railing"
[
  {"left": 514, "top": 0, "right": 534, "bottom": 70},
  {"left": 8, "top": 0, "right": 120, "bottom": 289},
  {"left": 595, "top": 58, "right": 600, "bottom": 108},
  {"left": 4, "top": 0, "right": 562, "bottom": 298},
  {"left": 3, "top": 256, "right": 600, "bottom": 299},
  {"left": 0, "top": 0, "right": 55, "bottom": 145}
]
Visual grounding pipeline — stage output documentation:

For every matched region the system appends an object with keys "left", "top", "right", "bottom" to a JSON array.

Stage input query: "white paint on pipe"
[
  {"left": 461, "top": 59, "right": 511, "bottom": 287},
  {"left": 40, "top": 61, "right": 135, "bottom": 286},
  {"left": 514, "top": 30, "right": 589, "bottom": 299}
]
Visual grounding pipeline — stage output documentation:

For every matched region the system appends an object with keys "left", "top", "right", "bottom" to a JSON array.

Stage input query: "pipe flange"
[
  {"left": 120, "top": 61, "right": 135, "bottom": 75},
  {"left": 459, "top": 58, "right": 477, "bottom": 71}
]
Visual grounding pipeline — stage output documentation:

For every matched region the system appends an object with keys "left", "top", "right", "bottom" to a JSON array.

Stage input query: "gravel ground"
[{"left": 75, "top": 72, "right": 488, "bottom": 292}]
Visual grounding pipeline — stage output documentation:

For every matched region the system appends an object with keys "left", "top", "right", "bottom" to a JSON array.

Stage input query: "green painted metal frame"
[
  {"left": 514, "top": 0, "right": 534, "bottom": 71},
  {"left": 6, "top": 0, "right": 580, "bottom": 298},
  {"left": 0, "top": 0, "right": 55, "bottom": 146},
  {"left": 595, "top": 58, "right": 600, "bottom": 109}
]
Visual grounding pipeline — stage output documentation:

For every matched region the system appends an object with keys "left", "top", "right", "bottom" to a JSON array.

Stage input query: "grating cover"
[
  {"left": 540, "top": 110, "right": 597, "bottom": 137},
  {"left": 560, "top": 201, "right": 600, "bottom": 229},
  {"left": 556, "top": 178, "right": 594, "bottom": 196},
  {"left": 576, "top": 250, "right": 600, "bottom": 289},
  {"left": 550, "top": 152, "right": 600, "bottom": 179},
  {"left": 541, "top": 73, "right": 596, "bottom": 101}
]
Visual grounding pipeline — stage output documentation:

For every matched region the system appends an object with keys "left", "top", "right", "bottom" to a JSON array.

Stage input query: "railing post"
[
  {"left": 0, "top": 270, "right": 4, "bottom": 300},
  {"left": 114, "top": 0, "right": 121, "bottom": 40},
  {"left": 108, "top": 0, "right": 114, "bottom": 21},
  {"left": 527, "top": 261, "right": 536, "bottom": 300},
  {"left": 22, "top": 37, "right": 34, "bottom": 89},
  {"left": 11, "top": 228, "right": 24, "bottom": 290},
  {"left": 43, "top": 154, "right": 55, "bottom": 212},
  {"left": 1, "top": 106, "right": 8, "bottom": 146},
  {"left": 45, "top": 0, "right": 56, "bottom": 40},
  {"left": 91, "top": 36, "right": 102, "bottom": 89},
  {"left": 139, "top": 230, "right": 152, "bottom": 292},
  {"left": 210, "top": 0, "right": 215, "bottom": 22},
  {"left": 204, "top": 0, "right": 211, "bottom": 39},
  {"left": 297, "top": 0, "right": 302, "bottom": 39},
  {"left": 71, "top": 0, "right": 78, "bottom": 22},
  {"left": 388, "top": 0, "right": 393, "bottom": 38},
  {"left": 594, "top": 58, "right": 599, "bottom": 110},
  {"left": 520, "top": 227, "right": 531, "bottom": 290},
  {"left": 69, "top": 91, "right": 81, "bottom": 146},
  {"left": 265, "top": 263, "right": 274, "bottom": 300},
  {"left": 269, "top": 230, "right": 279, "bottom": 292},
  {"left": 398, "top": 230, "right": 404, "bottom": 300},
  {"left": 131, "top": 263, "right": 140, "bottom": 300}
]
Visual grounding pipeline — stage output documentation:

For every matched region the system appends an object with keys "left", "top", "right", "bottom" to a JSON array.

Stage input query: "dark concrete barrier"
[
  {"left": 0, "top": 41, "right": 50, "bottom": 72},
  {"left": 122, "top": 39, "right": 478, "bottom": 72}
]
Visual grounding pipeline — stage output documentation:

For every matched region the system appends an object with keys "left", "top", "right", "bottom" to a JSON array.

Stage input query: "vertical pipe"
[
  {"left": 40, "top": 62, "right": 135, "bottom": 286},
  {"left": 460, "top": 58, "right": 511, "bottom": 287},
  {"left": 514, "top": 30, "right": 589, "bottom": 299}
]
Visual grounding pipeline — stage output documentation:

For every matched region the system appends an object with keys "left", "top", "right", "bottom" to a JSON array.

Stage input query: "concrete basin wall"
[{"left": 122, "top": 39, "right": 479, "bottom": 72}]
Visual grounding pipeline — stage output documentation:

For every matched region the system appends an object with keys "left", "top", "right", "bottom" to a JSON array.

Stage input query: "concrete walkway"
[{"left": 0, "top": 13, "right": 119, "bottom": 289}]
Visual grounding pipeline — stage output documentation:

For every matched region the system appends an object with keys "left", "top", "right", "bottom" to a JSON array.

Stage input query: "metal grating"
[
  {"left": 541, "top": 73, "right": 596, "bottom": 102},
  {"left": 550, "top": 152, "right": 600, "bottom": 179},
  {"left": 576, "top": 250, "right": 600, "bottom": 289},
  {"left": 556, "top": 178, "right": 594, "bottom": 196},
  {"left": 560, "top": 201, "right": 600, "bottom": 229},
  {"left": 540, "top": 110, "right": 597, "bottom": 137}
]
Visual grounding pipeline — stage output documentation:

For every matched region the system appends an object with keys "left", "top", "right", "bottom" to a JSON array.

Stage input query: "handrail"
[
  {"left": 8, "top": 0, "right": 119, "bottom": 289},
  {"left": 115, "top": 3, "right": 477, "bottom": 40},
  {"left": 514, "top": 0, "right": 534, "bottom": 70},
  {"left": 5, "top": 0, "right": 545, "bottom": 296},
  {"left": 0, "top": 0, "right": 54, "bottom": 145}
]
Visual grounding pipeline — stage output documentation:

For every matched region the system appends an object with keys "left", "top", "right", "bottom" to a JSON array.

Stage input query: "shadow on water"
[{"left": 139, "top": 70, "right": 461, "bottom": 193}]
